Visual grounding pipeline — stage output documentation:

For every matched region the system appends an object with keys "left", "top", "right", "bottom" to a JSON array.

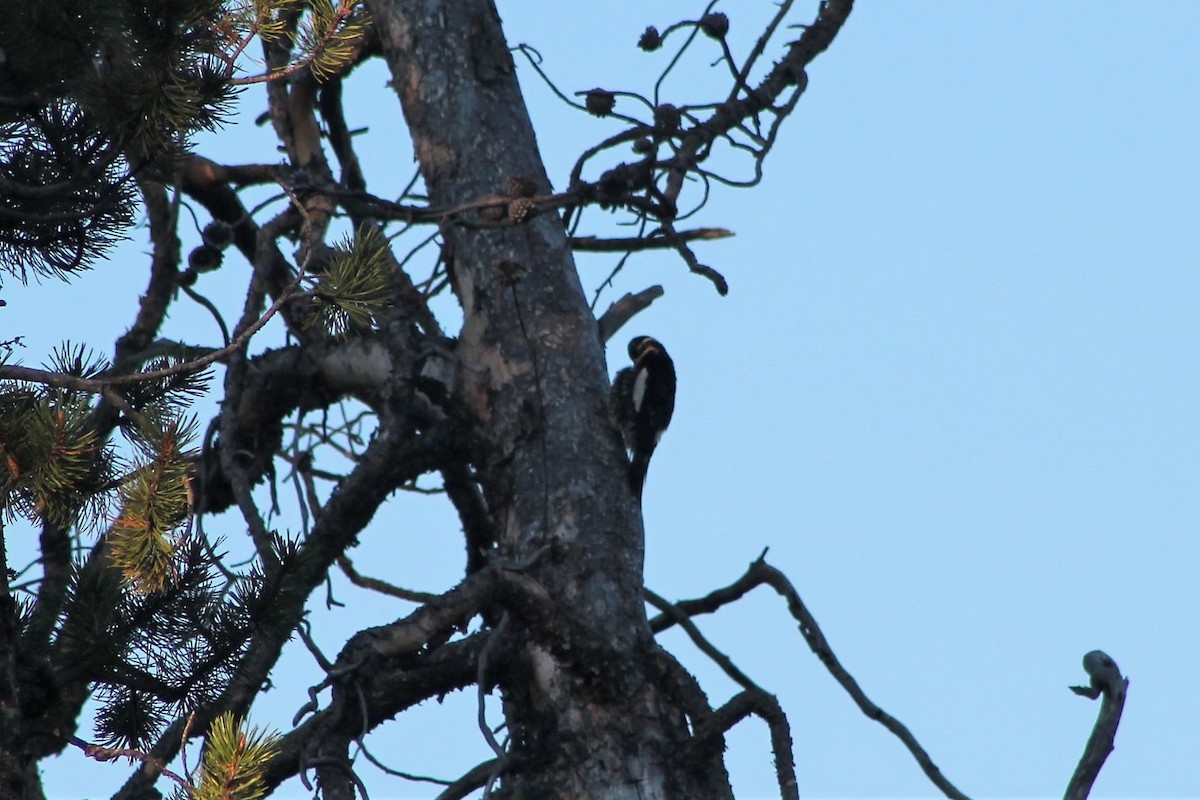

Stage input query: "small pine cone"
[
  {"left": 597, "top": 169, "right": 630, "bottom": 204},
  {"left": 632, "top": 137, "right": 655, "bottom": 155},
  {"left": 699, "top": 12, "right": 729, "bottom": 40},
  {"left": 187, "top": 245, "right": 223, "bottom": 273},
  {"left": 506, "top": 175, "right": 537, "bottom": 198},
  {"left": 638, "top": 26, "right": 662, "bottom": 52},
  {"left": 654, "top": 104, "right": 681, "bottom": 135},
  {"left": 200, "top": 219, "right": 235, "bottom": 250},
  {"left": 507, "top": 198, "right": 537, "bottom": 224},
  {"left": 584, "top": 88, "right": 616, "bottom": 117}
]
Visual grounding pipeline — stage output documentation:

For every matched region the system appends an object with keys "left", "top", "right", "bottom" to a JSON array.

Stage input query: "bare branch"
[
  {"left": 1065, "top": 651, "right": 1128, "bottom": 800},
  {"left": 597, "top": 286, "right": 665, "bottom": 344},
  {"left": 652, "top": 553, "right": 971, "bottom": 800},
  {"left": 571, "top": 227, "right": 732, "bottom": 253},
  {"left": 661, "top": 0, "right": 855, "bottom": 206},
  {"left": 336, "top": 555, "right": 440, "bottom": 604},
  {"left": 434, "top": 759, "right": 499, "bottom": 800},
  {"left": 691, "top": 690, "right": 797, "bottom": 800},
  {"left": 257, "top": 635, "right": 486, "bottom": 795},
  {"left": 644, "top": 588, "right": 763, "bottom": 693},
  {"left": 660, "top": 221, "right": 728, "bottom": 295},
  {"left": 67, "top": 736, "right": 190, "bottom": 791}
]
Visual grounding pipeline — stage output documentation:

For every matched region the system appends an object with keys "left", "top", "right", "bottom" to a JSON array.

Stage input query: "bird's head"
[{"left": 628, "top": 335, "right": 666, "bottom": 362}]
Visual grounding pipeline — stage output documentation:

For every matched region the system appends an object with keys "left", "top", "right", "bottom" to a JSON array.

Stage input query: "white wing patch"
[{"left": 632, "top": 367, "right": 648, "bottom": 412}]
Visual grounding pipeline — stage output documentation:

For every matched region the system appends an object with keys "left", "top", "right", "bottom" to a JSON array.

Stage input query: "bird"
[{"left": 610, "top": 335, "right": 676, "bottom": 499}]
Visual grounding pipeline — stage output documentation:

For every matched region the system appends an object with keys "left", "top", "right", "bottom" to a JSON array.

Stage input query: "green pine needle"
[
  {"left": 194, "top": 713, "right": 280, "bottom": 800},
  {"left": 309, "top": 223, "right": 393, "bottom": 336}
]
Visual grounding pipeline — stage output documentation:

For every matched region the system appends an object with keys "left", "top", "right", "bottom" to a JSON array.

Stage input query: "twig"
[
  {"left": 356, "top": 739, "right": 451, "bottom": 785},
  {"left": 660, "top": 221, "right": 728, "bottom": 295},
  {"left": 1065, "top": 651, "right": 1128, "bottom": 800},
  {"left": 477, "top": 613, "right": 511, "bottom": 798},
  {"left": 68, "top": 736, "right": 190, "bottom": 790},
  {"left": 644, "top": 588, "right": 763, "bottom": 693},
  {"left": 336, "top": 555, "right": 440, "bottom": 604},
  {"left": 0, "top": 284, "right": 308, "bottom": 393},
  {"left": 434, "top": 759, "right": 499, "bottom": 800},
  {"left": 571, "top": 227, "right": 732, "bottom": 253}
]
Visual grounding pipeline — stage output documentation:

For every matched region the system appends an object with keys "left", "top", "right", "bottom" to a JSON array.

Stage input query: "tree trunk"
[{"left": 368, "top": 1, "right": 708, "bottom": 796}]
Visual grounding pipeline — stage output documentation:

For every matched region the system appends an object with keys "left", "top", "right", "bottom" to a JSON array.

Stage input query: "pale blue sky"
[{"left": 5, "top": 2, "right": 1197, "bottom": 798}]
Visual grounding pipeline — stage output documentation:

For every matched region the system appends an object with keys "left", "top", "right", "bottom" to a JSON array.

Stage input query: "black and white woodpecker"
[{"left": 611, "top": 335, "right": 676, "bottom": 499}]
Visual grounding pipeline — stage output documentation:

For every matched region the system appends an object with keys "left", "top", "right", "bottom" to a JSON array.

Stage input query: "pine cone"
[
  {"left": 700, "top": 13, "right": 729, "bottom": 40},
  {"left": 506, "top": 175, "right": 537, "bottom": 198},
  {"left": 585, "top": 89, "right": 616, "bottom": 117},
  {"left": 508, "top": 198, "right": 538, "bottom": 224},
  {"left": 638, "top": 26, "right": 662, "bottom": 52}
]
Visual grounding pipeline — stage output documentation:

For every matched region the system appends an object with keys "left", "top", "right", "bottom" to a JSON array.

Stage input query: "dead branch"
[
  {"left": 571, "top": 227, "right": 732, "bottom": 253},
  {"left": 1065, "top": 651, "right": 1128, "bottom": 800},
  {"left": 257, "top": 635, "right": 486, "bottom": 795},
  {"left": 337, "top": 569, "right": 497, "bottom": 664},
  {"left": 660, "top": 220, "right": 728, "bottom": 295},
  {"left": 691, "top": 690, "right": 797, "bottom": 800},
  {"left": 651, "top": 552, "right": 972, "bottom": 800},
  {"left": 337, "top": 555, "right": 440, "bottom": 604},
  {"left": 644, "top": 587, "right": 763, "bottom": 693},
  {"left": 434, "top": 759, "right": 499, "bottom": 800},
  {"left": 67, "top": 736, "right": 190, "bottom": 791},
  {"left": 597, "top": 286, "right": 665, "bottom": 343}
]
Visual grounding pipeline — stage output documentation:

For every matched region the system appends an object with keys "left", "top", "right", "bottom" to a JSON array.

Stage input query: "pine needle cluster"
[
  {"left": 308, "top": 224, "right": 394, "bottom": 336},
  {"left": 1, "top": 347, "right": 116, "bottom": 530},
  {"left": 190, "top": 713, "right": 281, "bottom": 800},
  {"left": 0, "top": 0, "right": 235, "bottom": 283},
  {"left": 63, "top": 536, "right": 297, "bottom": 751},
  {"left": 223, "top": 0, "right": 369, "bottom": 83}
]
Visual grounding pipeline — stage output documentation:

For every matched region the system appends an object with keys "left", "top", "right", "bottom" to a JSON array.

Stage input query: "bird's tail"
[{"left": 630, "top": 449, "right": 653, "bottom": 501}]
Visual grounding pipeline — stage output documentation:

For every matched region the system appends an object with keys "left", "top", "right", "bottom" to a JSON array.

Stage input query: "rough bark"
[{"left": 368, "top": 1, "right": 698, "bottom": 797}]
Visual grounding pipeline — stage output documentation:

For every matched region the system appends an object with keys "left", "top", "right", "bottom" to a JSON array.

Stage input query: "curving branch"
[
  {"left": 434, "top": 759, "right": 498, "bottom": 800},
  {"left": 691, "top": 689, "right": 797, "bottom": 800},
  {"left": 644, "top": 588, "right": 763, "bottom": 693},
  {"left": 1065, "top": 651, "right": 1128, "bottom": 800},
  {"left": 336, "top": 555, "right": 440, "bottom": 604},
  {"left": 597, "top": 286, "right": 665, "bottom": 344},
  {"left": 659, "top": 0, "right": 854, "bottom": 206},
  {"left": 259, "top": 634, "right": 487, "bottom": 794},
  {"left": 650, "top": 552, "right": 971, "bottom": 800}
]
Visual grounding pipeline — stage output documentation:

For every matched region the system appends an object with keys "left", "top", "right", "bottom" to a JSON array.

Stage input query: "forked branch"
[
  {"left": 691, "top": 690, "right": 798, "bottom": 800},
  {"left": 650, "top": 552, "right": 971, "bottom": 800}
]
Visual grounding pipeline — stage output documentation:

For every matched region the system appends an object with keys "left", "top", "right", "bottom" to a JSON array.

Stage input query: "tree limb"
[
  {"left": 571, "top": 227, "right": 732, "bottom": 253},
  {"left": 644, "top": 587, "right": 763, "bottom": 693},
  {"left": 651, "top": 553, "right": 971, "bottom": 800},
  {"left": 434, "top": 758, "right": 498, "bottom": 800},
  {"left": 597, "top": 286, "right": 664, "bottom": 344},
  {"left": 691, "top": 689, "right": 797, "bottom": 800},
  {"left": 1065, "top": 651, "right": 1128, "bottom": 800},
  {"left": 336, "top": 555, "right": 440, "bottom": 604}
]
